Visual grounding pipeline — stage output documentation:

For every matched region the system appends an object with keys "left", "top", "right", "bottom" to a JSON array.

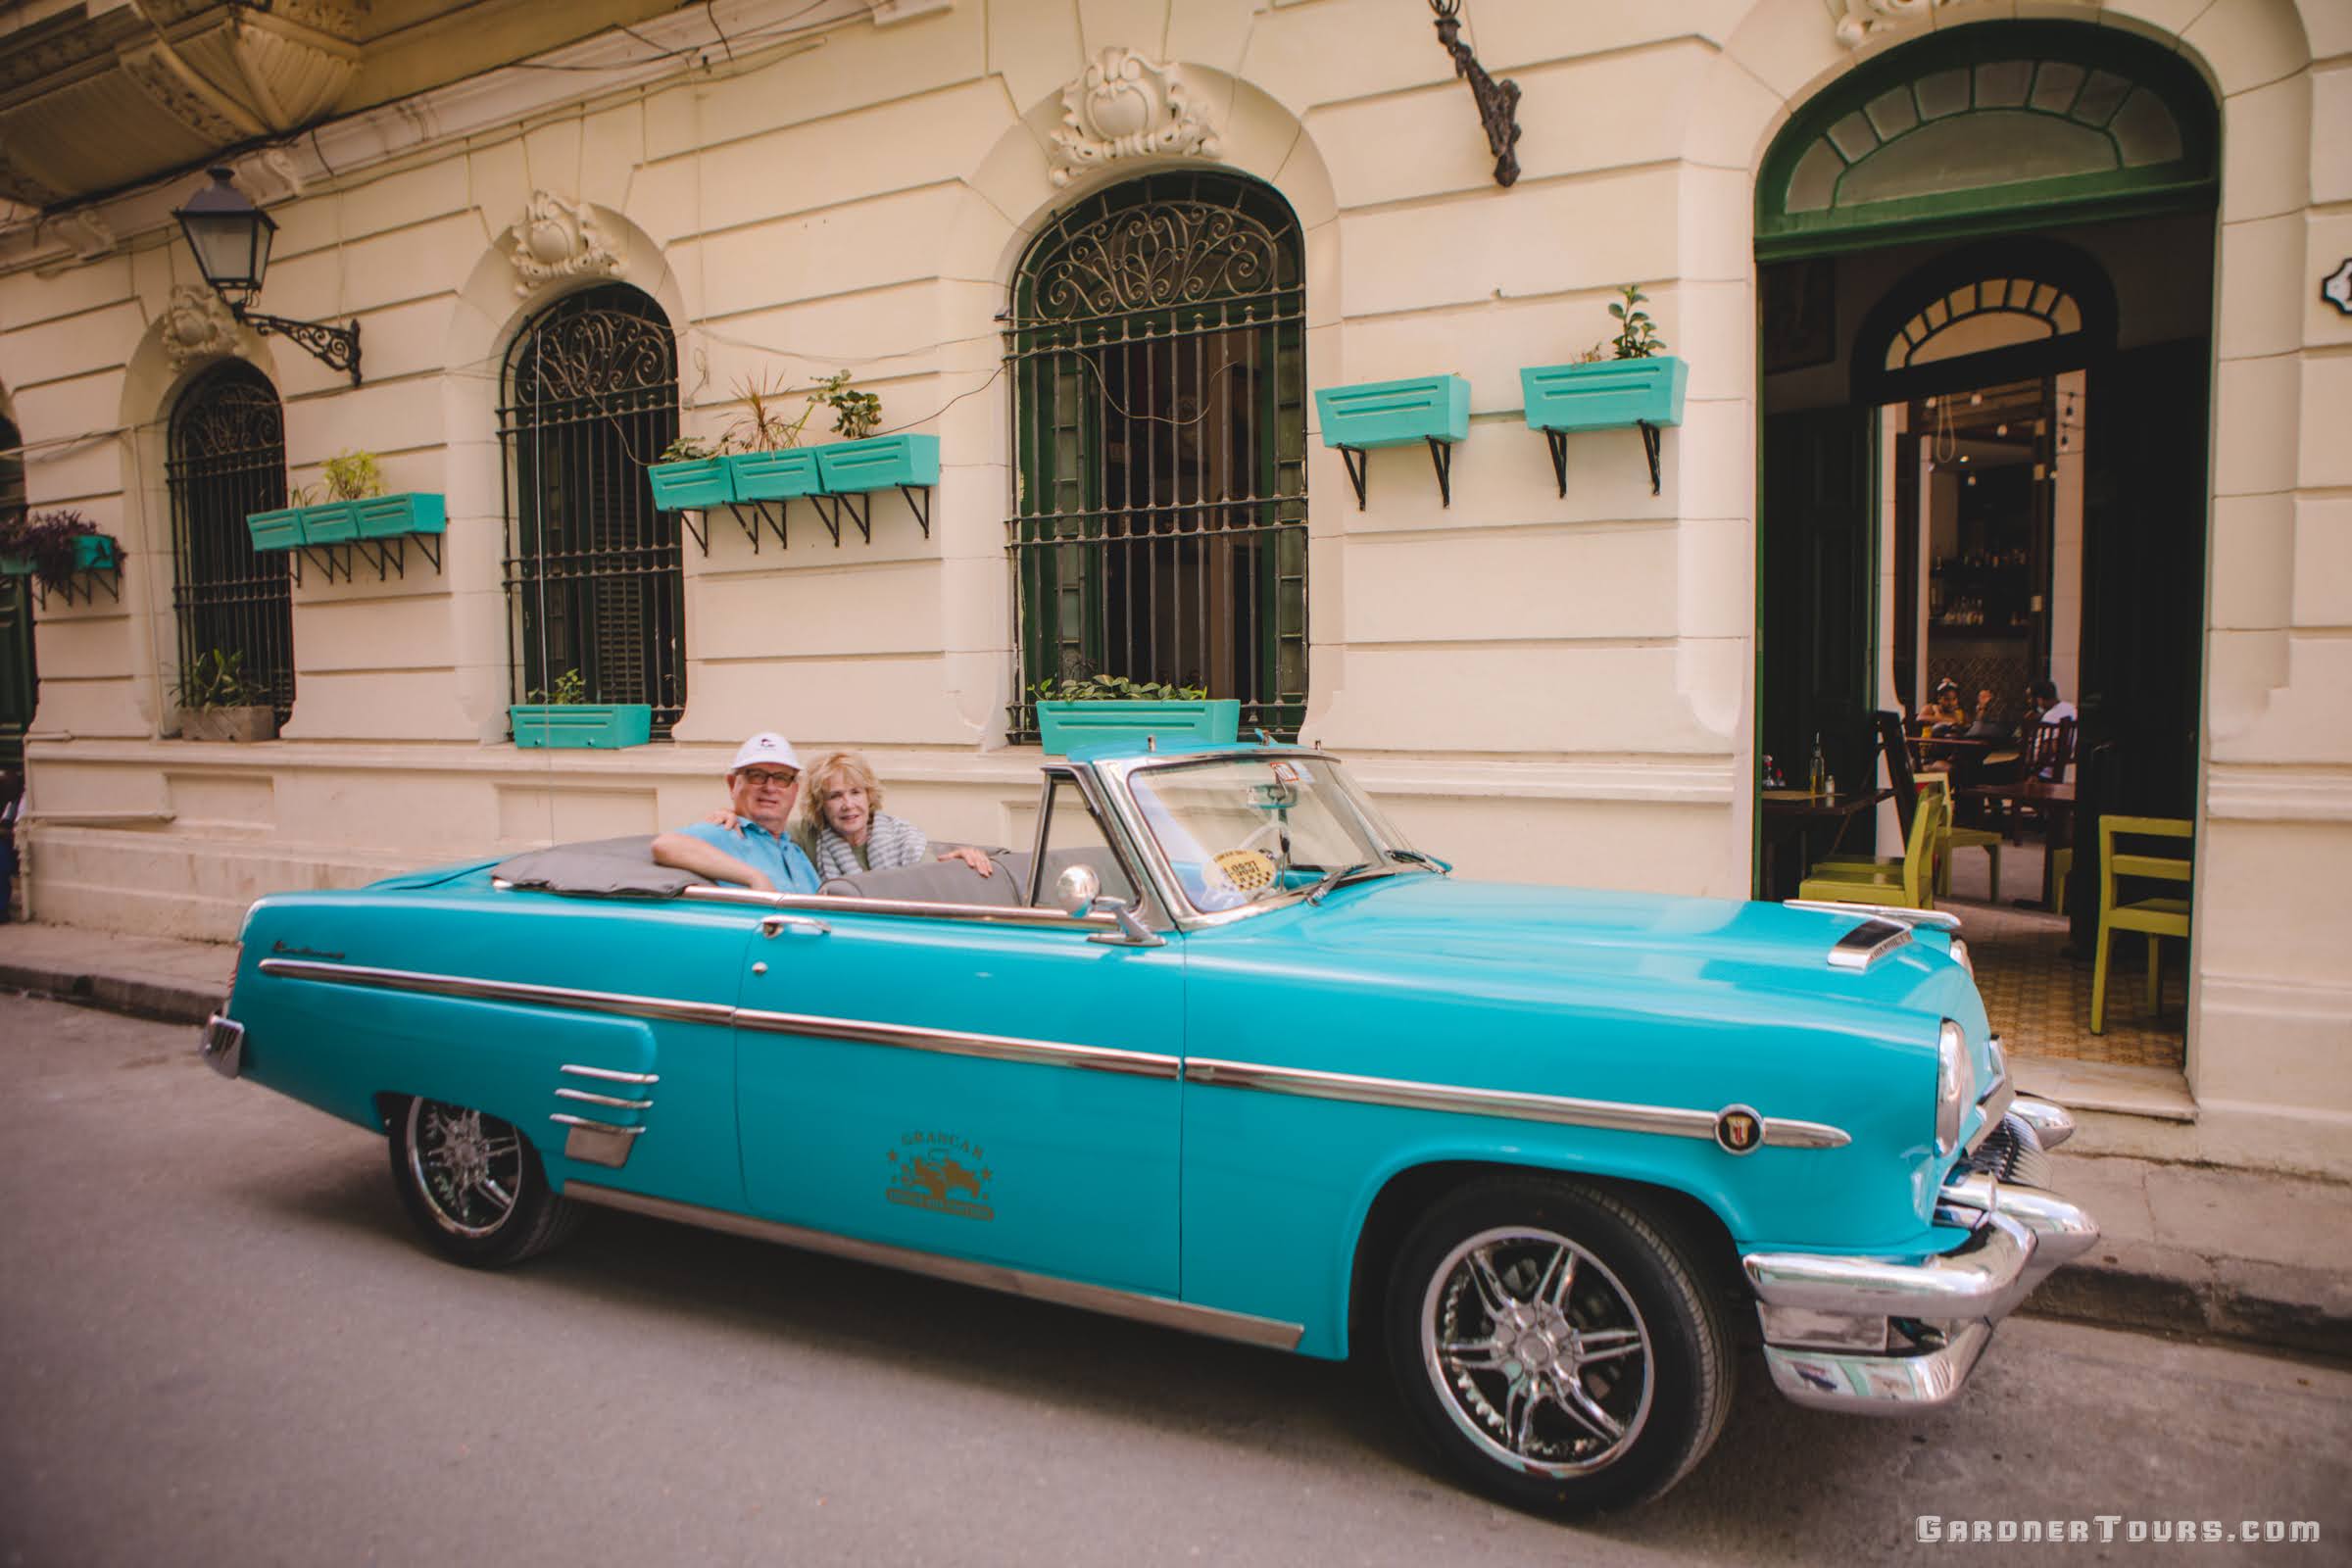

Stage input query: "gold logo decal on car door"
[{"left": 887, "top": 1132, "right": 995, "bottom": 1219}]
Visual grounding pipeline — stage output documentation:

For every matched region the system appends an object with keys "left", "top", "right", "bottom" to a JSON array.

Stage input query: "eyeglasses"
[{"left": 738, "top": 768, "right": 799, "bottom": 787}]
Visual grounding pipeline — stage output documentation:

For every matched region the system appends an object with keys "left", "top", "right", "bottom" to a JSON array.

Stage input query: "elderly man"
[{"left": 651, "top": 732, "right": 820, "bottom": 894}]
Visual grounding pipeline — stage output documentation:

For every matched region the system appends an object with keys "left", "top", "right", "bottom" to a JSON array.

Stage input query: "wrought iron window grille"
[
  {"left": 1005, "top": 172, "right": 1310, "bottom": 744},
  {"left": 1430, "top": 1, "right": 1522, "bottom": 189},
  {"left": 499, "top": 286, "right": 686, "bottom": 737},
  {"left": 167, "top": 361, "right": 296, "bottom": 725}
]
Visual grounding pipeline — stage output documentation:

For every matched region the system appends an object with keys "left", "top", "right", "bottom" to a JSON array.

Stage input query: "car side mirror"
[{"left": 1054, "top": 862, "right": 1101, "bottom": 915}]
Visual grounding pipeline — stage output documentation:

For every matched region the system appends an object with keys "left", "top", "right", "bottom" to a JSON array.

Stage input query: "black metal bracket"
[
  {"left": 288, "top": 542, "right": 353, "bottom": 587},
  {"left": 1337, "top": 441, "right": 1455, "bottom": 511},
  {"left": 350, "top": 533, "right": 442, "bottom": 581},
  {"left": 234, "top": 305, "right": 362, "bottom": 386},
  {"left": 31, "top": 564, "right": 121, "bottom": 610},
  {"left": 1430, "top": 1, "right": 1522, "bottom": 188},
  {"left": 1540, "top": 419, "right": 1665, "bottom": 499},
  {"left": 727, "top": 501, "right": 791, "bottom": 553},
  {"left": 808, "top": 485, "right": 930, "bottom": 546},
  {"left": 676, "top": 509, "right": 708, "bottom": 554}
]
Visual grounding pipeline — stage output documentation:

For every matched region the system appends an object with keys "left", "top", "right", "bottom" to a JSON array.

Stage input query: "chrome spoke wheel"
[
  {"left": 406, "top": 1099, "right": 524, "bottom": 1239},
  {"left": 1421, "top": 1226, "right": 1654, "bottom": 1479}
]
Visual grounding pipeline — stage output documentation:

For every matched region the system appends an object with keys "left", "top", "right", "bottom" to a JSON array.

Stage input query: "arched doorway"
[
  {"left": 499, "top": 283, "right": 684, "bottom": 735},
  {"left": 0, "top": 405, "right": 28, "bottom": 779},
  {"left": 169, "top": 361, "right": 295, "bottom": 723},
  {"left": 1004, "top": 170, "right": 1308, "bottom": 741},
  {"left": 1754, "top": 21, "right": 2220, "bottom": 1062}
]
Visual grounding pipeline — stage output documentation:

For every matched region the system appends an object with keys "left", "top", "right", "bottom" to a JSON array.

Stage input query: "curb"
[{"left": 0, "top": 960, "right": 222, "bottom": 1027}]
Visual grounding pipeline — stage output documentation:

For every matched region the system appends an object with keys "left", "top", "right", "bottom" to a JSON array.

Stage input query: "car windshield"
[{"left": 1119, "top": 754, "right": 1422, "bottom": 914}]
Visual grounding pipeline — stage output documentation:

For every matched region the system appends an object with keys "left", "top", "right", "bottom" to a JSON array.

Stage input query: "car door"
[{"left": 732, "top": 774, "right": 1184, "bottom": 1297}]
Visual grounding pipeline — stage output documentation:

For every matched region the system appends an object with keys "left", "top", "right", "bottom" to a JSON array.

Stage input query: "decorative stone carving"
[
  {"left": 502, "top": 191, "right": 623, "bottom": 296},
  {"left": 56, "top": 208, "right": 114, "bottom": 261},
  {"left": 1828, "top": 0, "right": 2091, "bottom": 48},
  {"left": 2325, "top": 259, "right": 2352, "bottom": 318},
  {"left": 120, "top": 41, "right": 264, "bottom": 145},
  {"left": 248, "top": 147, "right": 309, "bottom": 203},
  {"left": 161, "top": 283, "right": 245, "bottom": 369},
  {"left": 1047, "top": 48, "right": 1221, "bottom": 187}
]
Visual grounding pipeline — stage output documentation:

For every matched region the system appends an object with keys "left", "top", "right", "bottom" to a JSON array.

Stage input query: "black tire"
[
  {"left": 1383, "top": 1176, "right": 1734, "bottom": 1517},
  {"left": 388, "top": 1096, "right": 581, "bottom": 1267}
]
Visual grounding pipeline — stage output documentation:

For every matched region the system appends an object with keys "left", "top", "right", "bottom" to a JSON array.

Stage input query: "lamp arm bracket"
[{"left": 232, "top": 305, "right": 363, "bottom": 385}]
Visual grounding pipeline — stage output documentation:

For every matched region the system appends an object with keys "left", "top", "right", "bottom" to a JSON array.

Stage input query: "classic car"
[{"left": 199, "top": 739, "right": 2097, "bottom": 1516}]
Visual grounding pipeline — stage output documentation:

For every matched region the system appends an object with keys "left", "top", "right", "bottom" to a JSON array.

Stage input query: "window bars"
[
  {"left": 499, "top": 285, "right": 685, "bottom": 736},
  {"left": 1006, "top": 172, "right": 1308, "bottom": 743},
  {"left": 168, "top": 362, "right": 295, "bottom": 723}
]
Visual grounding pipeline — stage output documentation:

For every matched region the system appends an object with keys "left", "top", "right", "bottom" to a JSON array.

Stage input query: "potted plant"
[
  {"left": 508, "top": 667, "right": 654, "bottom": 749},
  {"left": 0, "top": 509, "right": 119, "bottom": 586},
  {"left": 296, "top": 450, "right": 381, "bottom": 543},
  {"left": 808, "top": 370, "right": 939, "bottom": 495},
  {"left": 646, "top": 433, "right": 732, "bottom": 511},
  {"left": 1032, "top": 672, "right": 1239, "bottom": 757},
  {"left": 173, "top": 648, "right": 277, "bottom": 743},
  {"left": 1519, "top": 284, "right": 1688, "bottom": 432},
  {"left": 722, "top": 371, "right": 826, "bottom": 503}
]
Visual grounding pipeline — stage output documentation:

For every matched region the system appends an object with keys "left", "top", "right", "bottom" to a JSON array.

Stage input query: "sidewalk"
[{"left": 2, "top": 917, "right": 2345, "bottom": 1361}]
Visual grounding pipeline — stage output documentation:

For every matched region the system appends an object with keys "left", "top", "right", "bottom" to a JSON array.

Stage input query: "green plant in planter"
[
  {"left": 524, "top": 667, "right": 588, "bottom": 706},
  {"left": 173, "top": 647, "right": 277, "bottom": 741},
  {"left": 813, "top": 369, "right": 882, "bottom": 442},
  {"left": 1606, "top": 283, "right": 1666, "bottom": 360},
  {"left": 320, "top": 449, "right": 385, "bottom": 500},
  {"left": 4, "top": 509, "right": 112, "bottom": 590},
  {"left": 1031, "top": 673, "right": 1207, "bottom": 703},
  {"left": 657, "top": 434, "right": 715, "bottom": 464},
  {"left": 722, "top": 372, "right": 819, "bottom": 453}
]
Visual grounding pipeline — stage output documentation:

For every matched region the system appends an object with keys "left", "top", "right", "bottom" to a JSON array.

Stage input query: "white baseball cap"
[{"left": 728, "top": 732, "right": 803, "bottom": 773}]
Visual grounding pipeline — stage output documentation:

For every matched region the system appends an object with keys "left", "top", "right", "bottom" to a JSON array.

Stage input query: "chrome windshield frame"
[{"left": 1081, "top": 746, "right": 1423, "bottom": 933}]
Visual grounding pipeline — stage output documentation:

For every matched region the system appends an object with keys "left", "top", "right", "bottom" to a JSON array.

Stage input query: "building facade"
[{"left": 2, "top": 0, "right": 2346, "bottom": 1175}]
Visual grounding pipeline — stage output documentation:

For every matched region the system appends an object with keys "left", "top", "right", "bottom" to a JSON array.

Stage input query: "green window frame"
[
  {"left": 1757, "top": 21, "right": 2217, "bottom": 261},
  {"left": 1005, "top": 171, "right": 1307, "bottom": 742}
]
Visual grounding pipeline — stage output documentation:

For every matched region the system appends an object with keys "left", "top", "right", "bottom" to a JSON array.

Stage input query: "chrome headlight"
[
  {"left": 1947, "top": 936, "right": 1973, "bottom": 979},
  {"left": 1936, "top": 1019, "right": 1974, "bottom": 1155}
]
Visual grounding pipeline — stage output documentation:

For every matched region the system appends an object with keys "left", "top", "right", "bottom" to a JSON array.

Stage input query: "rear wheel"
[
  {"left": 389, "top": 1097, "right": 580, "bottom": 1267},
  {"left": 1384, "top": 1177, "right": 1733, "bottom": 1516}
]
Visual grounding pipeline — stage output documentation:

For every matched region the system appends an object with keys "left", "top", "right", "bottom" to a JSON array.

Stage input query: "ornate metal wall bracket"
[
  {"left": 237, "top": 306, "right": 362, "bottom": 385},
  {"left": 1430, "top": 1, "right": 1521, "bottom": 188}
]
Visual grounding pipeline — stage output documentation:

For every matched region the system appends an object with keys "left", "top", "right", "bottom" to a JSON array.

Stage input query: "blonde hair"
[{"left": 792, "top": 750, "right": 884, "bottom": 847}]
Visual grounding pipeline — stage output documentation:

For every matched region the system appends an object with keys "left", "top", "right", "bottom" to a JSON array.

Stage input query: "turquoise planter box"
[
  {"left": 353, "top": 492, "right": 446, "bottom": 539},
  {"left": 4, "top": 534, "right": 117, "bottom": 575},
  {"left": 247, "top": 507, "right": 306, "bottom": 551},
  {"left": 510, "top": 703, "right": 654, "bottom": 749},
  {"left": 727, "top": 449, "right": 822, "bottom": 502},
  {"left": 1037, "top": 699, "right": 1241, "bottom": 757},
  {"left": 815, "top": 434, "right": 940, "bottom": 494},
  {"left": 302, "top": 501, "right": 360, "bottom": 543},
  {"left": 1313, "top": 374, "right": 1470, "bottom": 449},
  {"left": 647, "top": 458, "right": 731, "bottom": 511},
  {"left": 1520, "top": 356, "right": 1687, "bottom": 431},
  {"left": 0, "top": 556, "right": 24, "bottom": 576}
]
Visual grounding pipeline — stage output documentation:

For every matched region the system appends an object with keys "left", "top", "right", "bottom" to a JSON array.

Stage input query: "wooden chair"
[
  {"left": 1797, "top": 773, "right": 1947, "bottom": 910},
  {"left": 1818, "top": 711, "right": 1999, "bottom": 898},
  {"left": 2089, "top": 814, "right": 2193, "bottom": 1034}
]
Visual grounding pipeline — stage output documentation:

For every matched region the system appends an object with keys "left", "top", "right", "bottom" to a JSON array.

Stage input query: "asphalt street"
[{"left": 2, "top": 994, "right": 2345, "bottom": 1567}]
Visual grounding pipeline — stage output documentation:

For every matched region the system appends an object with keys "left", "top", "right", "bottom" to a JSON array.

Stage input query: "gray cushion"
[
  {"left": 820, "top": 853, "right": 1027, "bottom": 907},
  {"left": 492, "top": 835, "right": 701, "bottom": 900}
]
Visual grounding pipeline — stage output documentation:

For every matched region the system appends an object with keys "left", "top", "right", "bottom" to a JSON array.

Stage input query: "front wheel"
[
  {"left": 1384, "top": 1178, "right": 1734, "bottom": 1516},
  {"left": 389, "top": 1097, "right": 580, "bottom": 1267}
]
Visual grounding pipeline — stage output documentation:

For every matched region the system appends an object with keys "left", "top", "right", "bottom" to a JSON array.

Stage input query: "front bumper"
[{"left": 1740, "top": 1095, "right": 2098, "bottom": 1411}]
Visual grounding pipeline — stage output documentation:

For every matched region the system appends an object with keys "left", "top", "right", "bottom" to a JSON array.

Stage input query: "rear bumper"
[
  {"left": 1740, "top": 1096, "right": 2097, "bottom": 1411},
  {"left": 197, "top": 1014, "right": 245, "bottom": 1079}
]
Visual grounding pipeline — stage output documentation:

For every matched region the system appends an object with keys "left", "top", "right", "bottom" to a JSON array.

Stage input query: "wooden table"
[
  {"left": 1955, "top": 778, "right": 2076, "bottom": 906},
  {"left": 1759, "top": 788, "right": 1894, "bottom": 898}
]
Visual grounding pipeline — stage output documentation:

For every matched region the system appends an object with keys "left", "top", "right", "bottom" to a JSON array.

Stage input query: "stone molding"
[
  {"left": 1827, "top": 0, "right": 2092, "bottom": 49},
  {"left": 501, "top": 190, "right": 623, "bottom": 296},
  {"left": 1048, "top": 47, "right": 1222, "bottom": 187},
  {"left": 159, "top": 284, "right": 246, "bottom": 370}
]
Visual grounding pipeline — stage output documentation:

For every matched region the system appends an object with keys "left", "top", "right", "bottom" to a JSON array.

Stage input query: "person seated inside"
[
  {"left": 1962, "top": 686, "right": 2012, "bottom": 741},
  {"left": 795, "top": 750, "right": 993, "bottom": 881},
  {"left": 651, "top": 731, "right": 820, "bottom": 894},
  {"left": 1925, "top": 678, "right": 1968, "bottom": 736},
  {"left": 2026, "top": 678, "right": 2078, "bottom": 778}
]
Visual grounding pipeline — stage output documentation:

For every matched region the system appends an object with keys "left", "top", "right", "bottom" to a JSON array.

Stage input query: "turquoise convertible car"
[{"left": 200, "top": 739, "right": 2096, "bottom": 1516}]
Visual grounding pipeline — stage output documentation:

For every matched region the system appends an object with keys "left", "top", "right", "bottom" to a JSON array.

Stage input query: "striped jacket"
[{"left": 812, "top": 813, "right": 929, "bottom": 881}]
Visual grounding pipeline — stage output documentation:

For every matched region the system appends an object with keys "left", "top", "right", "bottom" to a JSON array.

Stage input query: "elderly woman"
[{"left": 794, "top": 750, "right": 994, "bottom": 881}]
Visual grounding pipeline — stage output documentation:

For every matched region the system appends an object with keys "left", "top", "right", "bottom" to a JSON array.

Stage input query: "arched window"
[
  {"left": 169, "top": 362, "right": 294, "bottom": 722},
  {"left": 1851, "top": 238, "right": 2118, "bottom": 405},
  {"left": 1757, "top": 22, "right": 2217, "bottom": 260},
  {"left": 500, "top": 284, "right": 683, "bottom": 734},
  {"left": 1, "top": 409, "right": 31, "bottom": 772},
  {"left": 1006, "top": 171, "right": 1307, "bottom": 740}
]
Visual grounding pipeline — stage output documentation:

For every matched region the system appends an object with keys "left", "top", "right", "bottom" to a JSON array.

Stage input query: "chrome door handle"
[{"left": 760, "top": 913, "right": 832, "bottom": 939}]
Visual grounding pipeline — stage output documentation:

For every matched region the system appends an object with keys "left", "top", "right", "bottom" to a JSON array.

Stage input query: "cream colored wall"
[{"left": 5, "top": 0, "right": 2348, "bottom": 1173}]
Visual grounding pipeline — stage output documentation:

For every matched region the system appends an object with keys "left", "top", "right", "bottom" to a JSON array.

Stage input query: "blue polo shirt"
[{"left": 676, "top": 819, "right": 819, "bottom": 894}]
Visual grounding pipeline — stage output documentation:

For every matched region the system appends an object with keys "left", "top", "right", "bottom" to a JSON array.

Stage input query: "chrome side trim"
[
  {"left": 550, "top": 1113, "right": 647, "bottom": 1136},
  {"left": 1827, "top": 917, "right": 1912, "bottom": 971},
  {"left": 1783, "top": 899, "right": 1964, "bottom": 931},
  {"left": 564, "top": 1183, "right": 1304, "bottom": 1352},
  {"left": 258, "top": 958, "right": 733, "bottom": 1028},
  {"left": 554, "top": 1116, "right": 644, "bottom": 1170},
  {"left": 734, "top": 1006, "right": 1181, "bottom": 1080},
  {"left": 554, "top": 1086, "right": 654, "bottom": 1110},
  {"left": 1182, "top": 1057, "right": 1851, "bottom": 1150},
  {"left": 560, "top": 1064, "right": 660, "bottom": 1086},
  {"left": 681, "top": 884, "right": 1118, "bottom": 931}
]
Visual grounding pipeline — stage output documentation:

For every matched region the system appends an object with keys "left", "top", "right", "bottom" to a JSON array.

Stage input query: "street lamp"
[{"left": 172, "top": 167, "right": 362, "bottom": 385}]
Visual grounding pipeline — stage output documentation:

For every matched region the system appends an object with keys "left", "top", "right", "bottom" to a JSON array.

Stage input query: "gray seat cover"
[{"left": 492, "top": 835, "right": 701, "bottom": 900}]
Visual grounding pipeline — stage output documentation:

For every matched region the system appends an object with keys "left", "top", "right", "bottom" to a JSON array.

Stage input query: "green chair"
[
  {"left": 1939, "top": 814, "right": 2003, "bottom": 900},
  {"left": 2089, "top": 814, "right": 2193, "bottom": 1035},
  {"left": 1797, "top": 775, "right": 1947, "bottom": 909}
]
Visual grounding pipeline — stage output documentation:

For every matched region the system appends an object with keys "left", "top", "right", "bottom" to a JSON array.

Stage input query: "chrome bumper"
[
  {"left": 1740, "top": 1096, "right": 2097, "bottom": 1412},
  {"left": 197, "top": 1014, "right": 245, "bottom": 1079}
]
